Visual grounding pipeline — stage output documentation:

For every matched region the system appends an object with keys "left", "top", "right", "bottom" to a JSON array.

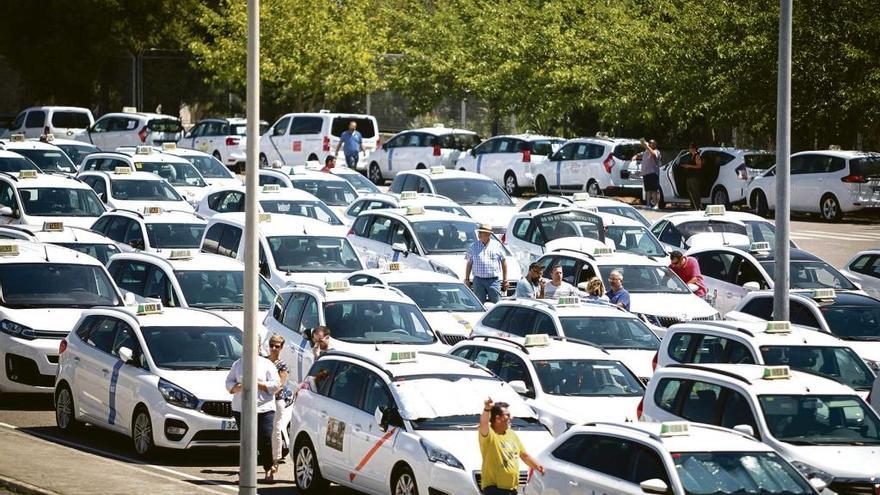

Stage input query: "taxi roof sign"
[
  {"left": 262, "top": 184, "right": 281, "bottom": 193},
  {"left": 19, "top": 170, "right": 38, "bottom": 179},
  {"left": 388, "top": 261, "right": 402, "bottom": 271},
  {"left": 325, "top": 280, "right": 350, "bottom": 291},
  {"left": 42, "top": 221, "right": 64, "bottom": 232},
  {"left": 762, "top": 365, "right": 791, "bottom": 380},
  {"left": 429, "top": 166, "right": 446, "bottom": 175},
  {"left": 764, "top": 321, "right": 791, "bottom": 334},
  {"left": 572, "top": 192, "right": 590, "bottom": 201},
  {"left": 660, "top": 422, "right": 690, "bottom": 437},
  {"left": 143, "top": 206, "right": 162, "bottom": 215},
  {"left": 704, "top": 204, "right": 726, "bottom": 216},
  {"left": 305, "top": 160, "right": 322, "bottom": 170},
  {"left": 258, "top": 213, "right": 272, "bottom": 223},
  {"left": 114, "top": 166, "right": 132, "bottom": 175},
  {"left": 405, "top": 206, "right": 425, "bottom": 215},
  {"left": 388, "top": 350, "right": 418, "bottom": 364},
  {"left": 136, "top": 302, "right": 163, "bottom": 315},
  {"left": 9, "top": 133, "right": 25, "bottom": 142},
  {"left": 161, "top": 142, "right": 177, "bottom": 151},
  {"left": 135, "top": 146, "right": 153, "bottom": 155},
  {"left": 811, "top": 288, "right": 836, "bottom": 301},
  {"left": 400, "top": 191, "right": 418, "bottom": 200},
  {"left": 556, "top": 296, "right": 580, "bottom": 306},
  {"left": 168, "top": 249, "right": 193, "bottom": 260},
  {"left": 593, "top": 247, "right": 615, "bottom": 256},
  {"left": 122, "top": 106, "right": 138, "bottom": 113},
  {"left": 749, "top": 242, "right": 771, "bottom": 253},
  {"left": 524, "top": 333, "right": 551, "bottom": 347},
  {"left": 0, "top": 244, "right": 19, "bottom": 257}
]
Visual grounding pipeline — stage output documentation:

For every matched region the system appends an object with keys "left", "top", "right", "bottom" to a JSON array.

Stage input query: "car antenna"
[{"left": 43, "top": 244, "right": 50, "bottom": 262}]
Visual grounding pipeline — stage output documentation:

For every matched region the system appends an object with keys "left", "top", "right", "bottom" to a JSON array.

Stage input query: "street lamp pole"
[{"left": 773, "top": 0, "right": 792, "bottom": 321}]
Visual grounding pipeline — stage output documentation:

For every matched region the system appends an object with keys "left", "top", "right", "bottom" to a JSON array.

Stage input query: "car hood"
[
  {"left": 780, "top": 444, "right": 880, "bottom": 479},
  {"left": 606, "top": 349, "right": 656, "bottom": 382},
  {"left": 631, "top": 293, "right": 719, "bottom": 319},
  {"left": 278, "top": 271, "right": 351, "bottom": 288},
  {"left": 415, "top": 428, "right": 554, "bottom": 473},
  {"left": 423, "top": 310, "right": 484, "bottom": 337},
  {"left": 536, "top": 394, "right": 640, "bottom": 424},
  {"left": 155, "top": 369, "right": 234, "bottom": 402},
  {"left": 461, "top": 205, "right": 517, "bottom": 231},
  {"left": 2, "top": 307, "right": 96, "bottom": 335}
]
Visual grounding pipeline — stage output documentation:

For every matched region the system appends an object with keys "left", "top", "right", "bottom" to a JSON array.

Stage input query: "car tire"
[
  {"left": 391, "top": 464, "right": 419, "bottom": 495},
  {"left": 369, "top": 163, "right": 383, "bottom": 185},
  {"left": 132, "top": 406, "right": 156, "bottom": 458},
  {"left": 586, "top": 180, "right": 602, "bottom": 197},
  {"left": 820, "top": 194, "right": 842, "bottom": 222},
  {"left": 259, "top": 153, "right": 268, "bottom": 169},
  {"left": 55, "top": 383, "right": 80, "bottom": 433},
  {"left": 504, "top": 172, "right": 520, "bottom": 196},
  {"left": 752, "top": 190, "right": 769, "bottom": 217},
  {"left": 711, "top": 186, "right": 730, "bottom": 208},
  {"left": 294, "top": 437, "right": 329, "bottom": 493},
  {"left": 535, "top": 176, "right": 549, "bottom": 194}
]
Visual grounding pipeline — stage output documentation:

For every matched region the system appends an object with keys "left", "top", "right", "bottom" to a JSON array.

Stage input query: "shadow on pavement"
[{"left": 0, "top": 393, "right": 54, "bottom": 411}]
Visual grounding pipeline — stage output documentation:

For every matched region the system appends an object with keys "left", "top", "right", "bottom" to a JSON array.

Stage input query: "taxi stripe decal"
[
  {"left": 476, "top": 153, "right": 484, "bottom": 174},
  {"left": 556, "top": 160, "right": 562, "bottom": 189},
  {"left": 296, "top": 338, "right": 309, "bottom": 381},
  {"left": 107, "top": 360, "right": 125, "bottom": 426},
  {"left": 349, "top": 427, "right": 397, "bottom": 482},
  {"left": 388, "top": 148, "right": 394, "bottom": 171}
]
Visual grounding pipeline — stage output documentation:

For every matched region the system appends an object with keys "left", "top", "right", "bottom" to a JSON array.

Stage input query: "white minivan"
[
  {"left": 258, "top": 111, "right": 378, "bottom": 168},
  {"left": 3, "top": 106, "right": 94, "bottom": 139}
]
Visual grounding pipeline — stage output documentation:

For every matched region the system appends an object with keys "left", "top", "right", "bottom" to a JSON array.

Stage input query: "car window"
[
  {"left": 305, "top": 359, "right": 337, "bottom": 397},
  {"left": 472, "top": 348, "right": 502, "bottom": 373},
  {"left": 271, "top": 117, "right": 290, "bottom": 136},
  {"left": 328, "top": 363, "right": 369, "bottom": 408},
  {"left": 849, "top": 255, "right": 879, "bottom": 276},
  {"left": 655, "top": 378, "right": 684, "bottom": 413},
  {"left": 388, "top": 175, "right": 405, "bottom": 193},
  {"left": 512, "top": 218, "right": 532, "bottom": 241},
  {"left": 110, "top": 321, "right": 144, "bottom": 367},
  {"left": 481, "top": 306, "right": 510, "bottom": 330},
  {"left": 216, "top": 191, "right": 245, "bottom": 213},
  {"left": 281, "top": 294, "right": 306, "bottom": 331},
  {"left": 658, "top": 224, "right": 683, "bottom": 247},
  {"left": 82, "top": 317, "right": 119, "bottom": 353},
  {"left": 348, "top": 274, "right": 382, "bottom": 286},
  {"left": 498, "top": 352, "right": 534, "bottom": 392},
  {"left": 720, "top": 390, "right": 758, "bottom": 431},
  {"left": 25, "top": 110, "right": 46, "bottom": 128},
  {"left": 450, "top": 346, "right": 475, "bottom": 360},
  {"left": 330, "top": 117, "right": 376, "bottom": 139},
  {"left": 362, "top": 372, "right": 393, "bottom": 415},
  {"left": 289, "top": 117, "right": 323, "bottom": 135},
  {"left": 11, "top": 112, "right": 25, "bottom": 130},
  {"left": 555, "top": 142, "right": 579, "bottom": 161},
  {"left": 111, "top": 260, "right": 149, "bottom": 295},
  {"left": 680, "top": 380, "right": 723, "bottom": 424},
  {"left": 366, "top": 215, "right": 393, "bottom": 244},
  {"left": 351, "top": 215, "right": 371, "bottom": 237},
  {"left": 573, "top": 435, "right": 637, "bottom": 480},
  {"left": 632, "top": 445, "right": 670, "bottom": 486},
  {"left": 667, "top": 333, "right": 694, "bottom": 362},
  {"left": 300, "top": 296, "right": 319, "bottom": 331},
  {"left": 790, "top": 301, "right": 819, "bottom": 328},
  {"left": 740, "top": 297, "right": 773, "bottom": 319},
  {"left": 692, "top": 252, "right": 737, "bottom": 282},
  {"left": 105, "top": 217, "right": 131, "bottom": 242},
  {"left": 532, "top": 312, "right": 556, "bottom": 335},
  {"left": 694, "top": 335, "right": 733, "bottom": 364},
  {"left": 202, "top": 223, "right": 224, "bottom": 254},
  {"left": 502, "top": 307, "right": 538, "bottom": 337},
  {"left": 218, "top": 225, "right": 242, "bottom": 258},
  {"left": 145, "top": 266, "right": 176, "bottom": 306}
]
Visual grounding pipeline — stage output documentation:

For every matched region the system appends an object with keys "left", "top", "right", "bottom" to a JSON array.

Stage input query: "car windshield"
[
  {"left": 56, "top": 143, "right": 98, "bottom": 166},
  {"left": 19, "top": 187, "right": 105, "bottom": 217},
  {"left": 111, "top": 179, "right": 184, "bottom": 202},
  {"left": 135, "top": 161, "right": 207, "bottom": 187},
  {"left": 53, "top": 242, "right": 119, "bottom": 265},
  {"left": 744, "top": 153, "right": 777, "bottom": 171},
  {"left": 595, "top": 205, "right": 649, "bottom": 227},
  {"left": 391, "top": 282, "right": 484, "bottom": 312},
  {"left": 141, "top": 325, "right": 242, "bottom": 370},
  {"left": 759, "top": 261, "right": 857, "bottom": 290},
  {"left": 14, "top": 149, "right": 77, "bottom": 174},
  {"left": 267, "top": 236, "right": 362, "bottom": 272},
  {"left": 0, "top": 156, "right": 41, "bottom": 173},
  {"left": 606, "top": 225, "right": 665, "bottom": 257},
  {"left": 175, "top": 270, "right": 275, "bottom": 310},
  {"left": 818, "top": 304, "right": 880, "bottom": 341},
  {"left": 677, "top": 220, "right": 747, "bottom": 239},
  {"left": 259, "top": 199, "right": 342, "bottom": 225},
  {"left": 322, "top": 299, "right": 435, "bottom": 344},
  {"left": 759, "top": 394, "right": 880, "bottom": 445},
  {"left": 291, "top": 179, "right": 358, "bottom": 206},
  {"left": 412, "top": 220, "right": 479, "bottom": 254},
  {"left": 533, "top": 359, "right": 643, "bottom": 396},
  {"left": 760, "top": 345, "right": 875, "bottom": 391},
  {"left": 743, "top": 220, "right": 797, "bottom": 249},
  {"left": 559, "top": 316, "right": 660, "bottom": 350},
  {"left": 431, "top": 178, "right": 514, "bottom": 206},
  {"left": 145, "top": 223, "right": 205, "bottom": 249},
  {"left": 183, "top": 155, "right": 234, "bottom": 179},
  {"left": 597, "top": 265, "right": 691, "bottom": 294},
  {"left": 337, "top": 172, "right": 380, "bottom": 193},
  {"left": 674, "top": 451, "right": 814, "bottom": 495},
  {"left": 537, "top": 210, "right": 604, "bottom": 242},
  {"left": 0, "top": 263, "right": 119, "bottom": 308}
]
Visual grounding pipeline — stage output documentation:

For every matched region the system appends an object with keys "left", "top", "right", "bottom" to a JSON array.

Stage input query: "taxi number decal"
[
  {"left": 349, "top": 427, "right": 397, "bottom": 482},
  {"left": 292, "top": 141, "right": 302, "bottom": 152},
  {"left": 325, "top": 418, "right": 346, "bottom": 452}
]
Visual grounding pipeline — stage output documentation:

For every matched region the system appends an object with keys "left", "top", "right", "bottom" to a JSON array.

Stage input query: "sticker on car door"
[{"left": 325, "top": 417, "right": 346, "bottom": 451}]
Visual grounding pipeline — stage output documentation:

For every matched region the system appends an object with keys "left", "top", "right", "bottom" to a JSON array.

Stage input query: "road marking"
[
  {"left": 797, "top": 229, "right": 880, "bottom": 239},
  {"left": 0, "top": 421, "right": 235, "bottom": 494},
  {"left": 792, "top": 231, "right": 880, "bottom": 242},
  {"left": 349, "top": 427, "right": 396, "bottom": 482}
]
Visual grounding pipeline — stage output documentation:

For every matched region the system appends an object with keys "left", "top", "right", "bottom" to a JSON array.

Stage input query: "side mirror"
[
  {"left": 123, "top": 292, "right": 136, "bottom": 305},
  {"left": 0, "top": 206, "right": 12, "bottom": 216},
  {"left": 687, "top": 283, "right": 700, "bottom": 293},
  {"left": 302, "top": 327, "right": 313, "bottom": 342},
  {"left": 391, "top": 242, "right": 409, "bottom": 255},
  {"left": 374, "top": 406, "right": 385, "bottom": 428},
  {"left": 853, "top": 281, "right": 863, "bottom": 290},
  {"left": 742, "top": 281, "right": 761, "bottom": 291},
  {"left": 509, "top": 380, "right": 529, "bottom": 395},
  {"left": 381, "top": 143, "right": 388, "bottom": 151},
  {"left": 259, "top": 260, "right": 270, "bottom": 277},
  {"left": 640, "top": 478, "right": 670, "bottom": 495},
  {"left": 377, "top": 405, "right": 402, "bottom": 431},
  {"left": 809, "top": 477, "right": 828, "bottom": 493},
  {"left": 118, "top": 346, "right": 134, "bottom": 365},
  {"left": 733, "top": 424, "right": 755, "bottom": 437}
]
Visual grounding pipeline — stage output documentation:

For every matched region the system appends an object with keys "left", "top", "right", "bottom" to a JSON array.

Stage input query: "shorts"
[{"left": 643, "top": 173, "right": 660, "bottom": 192}]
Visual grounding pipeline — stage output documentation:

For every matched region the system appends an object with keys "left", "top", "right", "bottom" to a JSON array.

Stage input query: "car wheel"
[
  {"left": 259, "top": 153, "right": 268, "bottom": 169},
  {"left": 586, "top": 180, "right": 602, "bottom": 196},
  {"left": 820, "top": 194, "right": 842, "bottom": 222},
  {"left": 294, "top": 437, "right": 329, "bottom": 493},
  {"left": 752, "top": 190, "right": 769, "bottom": 217},
  {"left": 392, "top": 465, "right": 419, "bottom": 495},
  {"left": 369, "top": 163, "right": 383, "bottom": 185},
  {"left": 132, "top": 407, "right": 156, "bottom": 457},
  {"left": 711, "top": 187, "right": 730, "bottom": 208},
  {"left": 55, "top": 384, "right": 79, "bottom": 432},
  {"left": 504, "top": 172, "right": 520, "bottom": 196}
]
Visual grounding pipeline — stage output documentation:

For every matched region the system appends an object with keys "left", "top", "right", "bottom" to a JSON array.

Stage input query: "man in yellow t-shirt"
[{"left": 478, "top": 397, "right": 545, "bottom": 495}]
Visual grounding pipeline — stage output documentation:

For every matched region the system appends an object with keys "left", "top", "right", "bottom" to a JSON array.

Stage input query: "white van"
[
  {"left": 4, "top": 106, "right": 94, "bottom": 139},
  {"left": 258, "top": 111, "right": 378, "bottom": 168}
]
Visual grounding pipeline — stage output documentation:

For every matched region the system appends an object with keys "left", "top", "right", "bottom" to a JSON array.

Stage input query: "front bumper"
[
  {"left": 150, "top": 399, "right": 239, "bottom": 449},
  {"left": 413, "top": 462, "right": 482, "bottom": 495},
  {"left": 0, "top": 334, "right": 63, "bottom": 393}
]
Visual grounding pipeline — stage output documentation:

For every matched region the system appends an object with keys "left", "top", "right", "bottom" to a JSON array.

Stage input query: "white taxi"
[
  {"left": 90, "top": 208, "right": 206, "bottom": 255},
  {"left": 177, "top": 117, "right": 268, "bottom": 173},
  {"left": 504, "top": 206, "right": 607, "bottom": 268},
  {"left": 388, "top": 168, "right": 516, "bottom": 234},
  {"left": 2, "top": 136, "right": 79, "bottom": 175},
  {"left": 259, "top": 111, "right": 379, "bottom": 169},
  {"left": 529, "top": 136, "right": 644, "bottom": 197},
  {"left": 346, "top": 265, "right": 485, "bottom": 346},
  {"left": 343, "top": 191, "right": 470, "bottom": 225},
  {"left": 650, "top": 205, "right": 791, "bottom": 252},
  {"left": 0, "top": 149, "right": 44, "bottom": 176},
  {"left": 289, "top": 349, "right": 553, "bottom": 495},
  {"left": 642, "top": 364, "right": 880, "bottom": 491},
  {"left": 264, "top": 280, "right": 448, "bottom": 386},
  {"left": 77, "top": 167, "right": 195, "bottom": 213},
  {"left": 258, "top": 166, "right": 360, "bottom": 218},
  {"left": 4, "top": 106, "right": 94, "bottom": 140},
  {"left": 471, "top": 297, "right": 660, "bottom": 382},
  {"left": 196, "top": 184, "right": 345, "bottom": 226},
  {"left": 0, "top": 241, "right": 128, "bottom": 394},
  {"left": 157, "top": 143, "right": 240, "bottom": 188},
  {"left": 517, "top": 193, "right": 650, "bottom": 227},
  {"left": 527, "top": 421, "right": 823, "bottom": 495},
  {"left": 0, "top": 169, "right": 106, "bottom": 228},
  {"left": 450, "top": 334, "right": 644, "bottom": 436},
  {"left": 0, "top": 222, "right": 119, "bottom": 265},
  {"left": 201, "top": 212, "right": 363, "bottom": 288},
  {"left": 657, "top": 320, "right": 875, "bottom": 398},
  {"left": 49, "top": 137, "right": 100, "bottom": 168},
  {"left": 841, "top": 249, "right": 880, "bottom": 299},
  {"left": 75, "top": 109, "right": 183, "bottom": 150},
  {"left": 364, "top": 125, "right": 480, "bottom": 184},
  {"left": 455, "top": 133, "right": 565, "bottom": 196},
  {"left": 113, "top": 146, "right": 211, "bottom": 206},
  {"left": 55, "top": 304, "right": 242, "bottom": 456}
]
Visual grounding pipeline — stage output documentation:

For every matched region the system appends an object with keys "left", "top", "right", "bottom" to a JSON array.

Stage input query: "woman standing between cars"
[
  {"left": 267, "top": 334, "right": 293, "bottom": 481},
  {"left": 585, "top": 277, "right": 609, "bottom": 301}
]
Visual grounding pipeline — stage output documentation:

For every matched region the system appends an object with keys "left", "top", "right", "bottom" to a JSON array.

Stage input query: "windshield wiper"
[
  {"left": 842, "top": 336, "right": 880, "bottom": 341},
  {"left": 194, "top": 304, "right": 244, "bottom": 310}
]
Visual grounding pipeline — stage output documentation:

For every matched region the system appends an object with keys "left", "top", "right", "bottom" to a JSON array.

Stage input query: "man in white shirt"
[
  {"left": 542, "top": 264, "right": 576, "bottom": 299},
  {"left": 226, "top": 355, "right": 281, "bottom": 479}
]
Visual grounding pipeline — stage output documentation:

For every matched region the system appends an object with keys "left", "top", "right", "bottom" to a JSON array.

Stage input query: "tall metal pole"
[
  {"left": 239, "top": 0, "right": 260, "bottom": 493},
  {"left": 773, "top": 0, "right": 792, "bottom": 321}
]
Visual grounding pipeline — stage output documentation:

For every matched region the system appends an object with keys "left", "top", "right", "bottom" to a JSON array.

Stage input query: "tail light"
[
  {"left": 636, "top": 397, "right": 644, "bottom": 419},
  {"left": 521, "top": 149, "right": 531, "bottom": 162},
  {"left": 59, "top": 338, "right": 67, "bottom": 354},
  {"left": 432, "top": 144, "right": 441, "bottom": 156},
  {"left": 841, "top": 174, "right": 868, "bottom": 183},
  {"left": 603, "top": 153, "right": 613, "bottom": 173},
  {"left": 347, "top": 227, "right": 354, "bottom": 236},
  {"left": 322, "top": 136, "right": 330, "bottom": 152},
  {"left": 376, "top": 137, "right": 381, "bottom": 149},
  {"left": 226, "top": 136, "right": 240, "bottom": 146},
  {"left": 137, "top": 126, "right": 148, "bottom": 143},
  {"left": 651, "top": 351, "right": 658, "bottom": 371},
  {"left": 501, "top": 232, "right": 507, "bottom": 244}
]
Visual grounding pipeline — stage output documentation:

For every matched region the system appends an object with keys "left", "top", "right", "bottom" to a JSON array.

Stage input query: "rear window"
[
  {"left": 231, "top": 123, "right": 270, "bottom": 136},
  {"left": 51, "top": 111, "right": 91, "bottom": 129},
  {"left": 330, "top": 117, "right": 376, "bottom": 139},
  {"left": 850, "top": 156, "right": 880, "bottom": 178},
  {"left": 436, "top": 133, "right": 481, "bottom": 151},
  {"left": 612, "top": 143, "right": 642, "bottom": 160},
  {"left": 744, "top": 153, "right": 776, "bottom": 170},
  {"left": 530, "top": 139, "right": 564, "bottom": 156},
  {"left": 147, "top": 119, "right": 183, "bottom": 133}
]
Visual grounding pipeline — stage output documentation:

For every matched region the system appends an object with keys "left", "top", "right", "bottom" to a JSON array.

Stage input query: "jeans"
[
  {"left": 233, "top": 410, "right": 276, "bottom": 472},
  {"left": 344, "top": 152, "right": 359, "bottom": 169},
  {"left": 483, "top": 487, "right": 518, "bottom": 495},
  {"left": 686, "top": 176, "right": 703, "bottom": 210},
  {"left": 472, "top": 276, "right": 502, "bottom": 303},
  {"left": 271, "top": 399, "right": 294, "bottom": 463}
]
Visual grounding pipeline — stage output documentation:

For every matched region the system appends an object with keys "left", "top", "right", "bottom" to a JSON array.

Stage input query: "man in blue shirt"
[
  {"left": 335, "top": 121, "right": 364, "bottom": 169},
  {"left": 464, "top": 224, "right": 509, "bottom": 303},
  {"left": 606, "top": 269, "right": 631, "bottom": 311}
]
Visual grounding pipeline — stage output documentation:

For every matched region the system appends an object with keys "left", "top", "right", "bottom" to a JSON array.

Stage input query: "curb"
[{"left": 0, "top": 475, "right": 60, "bottom": 495}]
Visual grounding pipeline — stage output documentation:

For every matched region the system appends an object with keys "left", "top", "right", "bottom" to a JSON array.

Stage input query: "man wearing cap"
[{"left": 465, "top": 224, "right": 508, "bottom": 303}]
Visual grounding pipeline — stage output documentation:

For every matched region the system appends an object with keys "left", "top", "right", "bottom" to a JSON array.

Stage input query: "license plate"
[{"left": 222, "top": 420, "right": 238, "bottom": 431}]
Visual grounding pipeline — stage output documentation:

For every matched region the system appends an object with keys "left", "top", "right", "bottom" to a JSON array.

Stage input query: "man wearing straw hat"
[{"left": 464, "top": 223, "right": 508, "bottom": 303}]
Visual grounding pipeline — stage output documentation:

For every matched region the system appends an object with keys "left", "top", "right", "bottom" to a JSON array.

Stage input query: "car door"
[
  {"left": 468, "top": 138, "right": 497, "bottom": 176},
  {"left": 355, "top": 214, "right": 394, "bottom": 264},
  {"left": 265, "top": 116, "right": 291, "bottom": 164},
  {"left": 553, "top": 433, "right": 645, "bottom": 494},
  {"left": 23, "top": 109, "right": 46, "bottom": 138},
  {"left": 661, "top": 150, "right": 688, "bottom": 200},
  {"left": 689, "top": 251, "right": 740, "bottom": 313},
  {"left": 87, "top": 116, "right": 113, "bottom": 149},
  {"left": 73, "top": 316, "right": 123, "bottom": 425},
  {"left": 320, "top": 362, "right": 370, "bottom": 481},
  {"left": 789, "top": 154, "right": 814, "bottom": 211},
  {"left": 481, "top": 138, "right": 513, "bottom": 183},
  {"left": 106, "top": 320, "right": 148, "bottom": 434},
  {"left": 290, "top": 116, "right": 325, "bottom": 164},
  {"left": 377, "top": 133, "right": 406, "bottom": 175},
  {"left": 389, "top": 132, "right": 421, "bottom": 175},
  {"left": 346, "top": 371, "right": 397, "bottom": 493},
  {"left": 184, "top": 122, "right": 204, "bottom": 150},
  {"left": 550, "top": 142, "right": 579, "bottom": 190}
]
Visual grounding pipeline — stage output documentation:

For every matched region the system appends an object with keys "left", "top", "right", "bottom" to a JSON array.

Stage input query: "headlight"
[
  {"left": 430, "top": 262, "right": 458, "bottom": 278},
  {"left": 864, "top": 359, "right": 880, "bottom": 373},
  {"left": 0, "top": 319, "right": 36, "bottom": 340},
  {"left": 158, "top": 378, "right": 199, "bottom": 409},
  {"left": 638, "top": 313, "right": 663, "bottom": 326},
  {"left": 791, "top": 461, "right": 834, "bottom": 485},
  {"left": 420, "top": 438, "right": 464, "bottom": 470}
]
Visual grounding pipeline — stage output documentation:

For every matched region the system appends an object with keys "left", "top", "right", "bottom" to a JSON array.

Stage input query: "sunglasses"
[{"left": 269, "top": 343, "right": 283, "bottom": 349}]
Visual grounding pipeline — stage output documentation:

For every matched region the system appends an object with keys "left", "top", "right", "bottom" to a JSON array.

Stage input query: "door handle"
[
  {"left": 568, "top": 480, "right": 578, "bottom": 486},
  {"left": 102, "top": 368, "right": 109, "bottom": 374},
  {"left": 73, "top": 357, "right": 80, "bottom": 362}
]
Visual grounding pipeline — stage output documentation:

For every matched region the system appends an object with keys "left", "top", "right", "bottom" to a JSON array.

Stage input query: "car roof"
[
  {"left": 484, "top": 133, "right": 563, "bottom": 141},
  {"left": 361, "top": 207, "right": 474, "bottom": 225},
  {"left": 210, "top": 212, "right": 340, "bottom": 236},
  {"left": 415, "top": 169, "right": 493, "bottom": 182},
  {"left": 2, "top": 140, "right": 67, "bottom": 152},
  {"left": 79, "top": 169, "right": 172, "bottom": 182},
  {"left": 0, "top": 150, "right": 34, "bottom": 160},
  {"left": 323, "top": 348, "right": 492, "bottom": 379},
  {"left": 0, "top": 240, "right": 105, "bottom": 266},
  {"left": 123, "top": 306, "right": 234, "bottom": 328},
  {"left": 567, "top": 136, "right": 640, "bottom": 145},
  {"left": 100, "top": 112, "right": 179, "bottom": 120},
  {"left": 689, "top": 245, "right": 820, "bottom": 263},
  {"left": 570, "top": 422, "right": 771, "bottom": 453},
  {"left": 0, "top": 224, "right": 113, "bottom": 244},
  {"left": 667, "top": 320, "right": 846, "bottom": 347},
  {"left": 104, "top": 209, "right": 205, "bottom": 225},
  {"left": 277, "top": 111, "right": 374, "bottom": 120},
  {"left": 37, "top": 138, "right": 96, "bottom": 147},
  {"left": 110, "top": 251, "right": 244, "bottom": 272},
  {"left": 458, "top": 335, "right": 613, "bottom": 361},
  {"left": 792, "top": 150, "right": 880, "bottom": 160},
  {"left": 657, "top": 210, "right": 751, "bottom": 226},
  {"left": 589, "top": 251, "right": 665, "bottom": 266},
  {"left": 116, "top": 149, "right": 194, "bottom": 165},
  {"left": 279, "top": 282, "right": 417, "bottom": 305},
  {"left": 20, "top": 105, "right": 92, "bottom": 112},
  {"left": 401, "top": 126, "right": 478, "bottom": 136},
  {"left": 750, "top": 289, "right": 880, "bottom": 307},
  {"left": 490, "top": 297, "right": 633, "bottom": 318},
  {"left": 349, "top": 267, "right": 460, "bottom": 284},
  {"left": 4, "top": 173, "right": 93, "bottom": 190},
  {"left": 595, "top": 212, "right": 643, "bottom": 227},
  {"left": 252, "top": 185, "right": 324, "bottom": 201},
  {"left": 656, "top": 363, "right": 855, "bottom": 395},
  {"left": 265, "top": 167, "right": 350, "bottom": 183}
]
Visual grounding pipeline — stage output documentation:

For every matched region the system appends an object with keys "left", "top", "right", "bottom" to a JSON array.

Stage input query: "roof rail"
[
  {"left": 317, "top": 350, "right": 392, "bottom": 378},
  {"left": 361, "top": 283, "right": 407, "bottom": 299},
  {"left": 685, "top": 422, "right": 762, "bottom": 442},
  {"left": 549, "top": 335, "right": 610, "bottom": 355},
  {"left": 468, "top": 335, "right": 529, "bottom": 354},
  {"left": 110, "top": 208, "right": 145, "bottom": 219},
  {"left": 0, "top": 171, "right": 19, "bottom": 182},
  {"left": 550, "top": 247, "right": 596, "bottom": 260},
  {"left": 679, "top": 320, "right": 756, "bottom": 337},
  {"left": 0, "top": 224, "right": 35, "bottom": 236},
  {"left": 665, "top": 364, "right": 752, "bottom": 385},
  {"left": 583, "top": 422, "right": 662, "bottom": 442},
  {"left": 163, "top": 209, "right": 205, "bottom": 220}
]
